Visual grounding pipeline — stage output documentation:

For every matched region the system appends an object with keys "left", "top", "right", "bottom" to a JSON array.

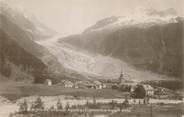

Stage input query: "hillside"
[
  {"left": 60, "top": 9, "right": 183, "bottom": 80},
  {"left": 1, "top": 2, "right": 56, "bottom": 41},
  {"left": 0, "top": 29, "right": 45, "bottom": 82},
  {"left": 0, "top": 3, "right": 63, "bottom": 83}
]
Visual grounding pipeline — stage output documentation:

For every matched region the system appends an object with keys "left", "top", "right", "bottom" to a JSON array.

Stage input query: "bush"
[
  {"left": 56, "top": 99, "right": 63, "bottom": 110},
  {"left": 133, "top": 85, "right": 146, "bottom": 98},
  {"left": 65, "top": 102, "right": 70, "bottom": 111},
  {"left": 112, "top": 85, "right": 119, "bottom": 90},
  {"left": 120, "top": 85, "right": 131, "bottom": 92},
  {"left": 109, "top": 100, "right": 117, "bottom": 109},
  {"left": 19, "top": 99, "right": 28, "bottom": 112},
  {"left": 31, "top": 97, "right": 44, "bottom": 110}
]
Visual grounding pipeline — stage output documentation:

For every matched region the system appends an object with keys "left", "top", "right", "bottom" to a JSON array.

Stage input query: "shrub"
[
  {"left": 65, "top": 102, "right": 70, "bottom": 111},
  {"left": 133, "top": 85, "right": 146, "bottom": 98},
  {"left": 19, "top": 99, "right": 28, "bottom": 112},
  {"left": 31, "top": 97, "right": 44, "bottom": 110},
  {"left": 56, "top": 99, "right": 63, "bottom": 110}
]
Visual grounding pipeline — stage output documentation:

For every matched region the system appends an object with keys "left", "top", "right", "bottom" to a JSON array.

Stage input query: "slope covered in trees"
[
  {"left": 0, "top": 3, "right": 63, "bottom": 83},
  {"left": 0, "top": 29, "right": 48, "bottom": 82}
]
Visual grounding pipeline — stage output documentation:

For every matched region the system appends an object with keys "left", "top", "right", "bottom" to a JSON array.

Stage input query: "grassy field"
[
  {"left": 0, "top": 81, "right": 129, "bottom": 101},
  {"left": 13, "top": 103, "right": 184, "bottom": 117},
  {"left": 110, "top": 103, "right": 184, "bottom": 117}
]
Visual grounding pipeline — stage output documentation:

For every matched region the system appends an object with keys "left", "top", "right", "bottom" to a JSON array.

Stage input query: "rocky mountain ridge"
[{"left": 60, "top": 8, "right": 183, "bottom": 80}]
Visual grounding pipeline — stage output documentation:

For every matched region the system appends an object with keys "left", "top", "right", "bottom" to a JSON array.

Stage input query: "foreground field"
[
  {"left": 10, "top": 103, "right": 184, "bottom": 117},
  {"left": 0, "top": 94, "right": 183, "bottom": 117},
  {"left": 0, "top": 81, "right": 183, "bottom": 117},
  {"left": 110, "top": 104, "right": 184, "bottom": 117}
]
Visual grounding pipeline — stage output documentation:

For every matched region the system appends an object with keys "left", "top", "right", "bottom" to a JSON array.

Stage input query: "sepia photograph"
[{"left": 0, "top": 0, "right": 183, "bottom": 117}]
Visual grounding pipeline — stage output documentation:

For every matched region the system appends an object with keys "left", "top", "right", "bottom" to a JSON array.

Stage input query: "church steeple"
[{"left": 119, "top": 66, "right": 125, "bottom": 85}]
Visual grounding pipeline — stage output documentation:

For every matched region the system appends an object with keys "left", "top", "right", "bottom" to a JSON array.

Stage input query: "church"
[
  {"left": 118, "top": 69, "right": 138, "bottom": 92},
  {"left": 118, "top": 70, "right": 126, "bottom": 85}
]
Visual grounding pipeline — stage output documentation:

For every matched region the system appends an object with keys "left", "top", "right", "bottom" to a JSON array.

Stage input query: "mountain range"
[
  {"left": 59, "top": 8, "right": 183, "bottom": 80},
  {"left": 0, "top": 3, "right": 183, "bottom": 83}
]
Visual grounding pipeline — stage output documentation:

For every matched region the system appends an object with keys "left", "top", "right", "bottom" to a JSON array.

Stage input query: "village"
[
  {"left": 7, "top": 70, "right": 183, "bottom": 117},
  {"left": 1, "top": 69, "right": 183, "bottom": 117},
  {"left": 44, "top": 70, "right": 182, "bottom": 101}
]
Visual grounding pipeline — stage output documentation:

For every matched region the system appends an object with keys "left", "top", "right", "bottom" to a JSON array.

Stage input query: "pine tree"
[
  {"left": 65, "top": 102, "right": 70, "bottom": 112},
  {"left": 123, "top": 98, "right": 129, "bottom": 108},
  {"left": 56, "top": 99, "right": 63, "bottom": 110},
  {"left": 133, "top": 98, "right": 136, "bottom": 103},
  {"left": 32, "top": 97, "right": 44, "bottom": 110},
  {"left": 110, "top": 100, "right": 116, "bottom": 109},
  {"left": 93, "top": 96, "right": 96, "bottom": 105},
  {"left": 19, "top": 99, "right": 28, "bottom": 112}
]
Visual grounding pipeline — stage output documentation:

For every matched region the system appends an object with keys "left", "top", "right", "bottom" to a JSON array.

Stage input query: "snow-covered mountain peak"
[
  {"left": 133, "top": 7, "right": 177, "bottom": 17},
  {"left": 84, "top": 8, "right": 179, "bottom": 33},
  {"left": 115, "top": 15, "right": 178, "bottom": 26}
]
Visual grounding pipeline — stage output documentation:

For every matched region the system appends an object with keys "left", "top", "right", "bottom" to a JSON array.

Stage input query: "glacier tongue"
[
  {"left": 36, "top": 35, "right": 126, "bottom": 79},
  {"left": 36, "top": 36, "right": 168, "bottom": 81},
  {"left": 36, "top": 36, "right": 96, "bottom": 74}
]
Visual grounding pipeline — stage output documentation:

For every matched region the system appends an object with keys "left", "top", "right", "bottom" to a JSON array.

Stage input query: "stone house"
[
  {"left": 45, "top": 79, "right": 52, "bottom": 86},
  {"left": 142, "top": 84, "right": 155, "bottom": 96},
  {"left": 62, "top": 80, "right": 73, "bottom": 88}
]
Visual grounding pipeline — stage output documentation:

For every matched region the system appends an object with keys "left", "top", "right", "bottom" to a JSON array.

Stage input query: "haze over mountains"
[{"left": 0, "top": 3, "right": 183, "bottom": 83}]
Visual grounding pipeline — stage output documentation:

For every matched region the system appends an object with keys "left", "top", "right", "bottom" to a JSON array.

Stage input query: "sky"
[{"left": 4, "top": 0, "right": 184, "bottom": 36}]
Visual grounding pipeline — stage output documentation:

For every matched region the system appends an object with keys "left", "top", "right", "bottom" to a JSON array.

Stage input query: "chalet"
[
  {"left": 87, "top": 83, "right": 96, "bottom": 89},
  {"left": 73, "top": 80, "right": 106, "bottom": 89},
  {"left": 73, "top": 83, "right": 79, "bottom": 89},
  {"left": 142, "top": 84, "right": 155, "bottom": 96},
  {"left": 74, "top": 81, "right": 89, "bottom": 89},
  {"left": 155, "top": 86, "right": 172, "bottom": 93},
  {"left": 101, "top": 83, "right": 107, "bottom": 88},
  {"left": 104, "top": 83, "right": 116, "bottom": 89},
  {"left": 93, "top": 81, "right": 106, "bottom": 89},
  {"left": 154, "top": 86, "right": 178, "bottom": 99},
  {"left": 62, "top": 80, "right": 73, "bottom": 88},
  {"left": 45, "top": 79, "right": 52, "bottom": 86},
  {"left": 125, "top": 82, "right": 138, "bottom": 92}
]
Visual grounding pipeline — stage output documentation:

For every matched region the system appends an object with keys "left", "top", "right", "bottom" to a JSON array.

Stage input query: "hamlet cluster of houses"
[
  {"left": 45, "top": 72, "right": 155, "bottom": 96},
  {"left": 44, "top": 78, "right": 107, "bottom": 89},
  {"left": 61, "top": 80, "right": 107, "bottom": 89},
  {"left": 44, "top": 70, "right": 178, "bottom": 99}
]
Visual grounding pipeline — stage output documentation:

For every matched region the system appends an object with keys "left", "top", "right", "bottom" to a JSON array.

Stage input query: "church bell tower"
[{"left": 119, "top": 67, "right": 125, "bottom": 85}]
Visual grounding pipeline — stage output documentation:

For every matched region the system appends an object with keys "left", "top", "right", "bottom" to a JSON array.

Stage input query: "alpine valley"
[{"left": 0, "top": 4, "right": 183, "bottom": 83}]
